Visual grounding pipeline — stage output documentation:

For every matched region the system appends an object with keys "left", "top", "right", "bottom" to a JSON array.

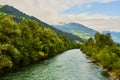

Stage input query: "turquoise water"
[{"left": 0, "top": 49, "right": 111, "bottom": 80}]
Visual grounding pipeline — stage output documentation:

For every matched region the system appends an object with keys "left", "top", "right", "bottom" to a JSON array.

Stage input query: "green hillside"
[
  {"left": 54, "top": 23, "right": 96, "bottom": 40},
  {"left": 0, "top": 5, "right": 2, "bottom": 8}
]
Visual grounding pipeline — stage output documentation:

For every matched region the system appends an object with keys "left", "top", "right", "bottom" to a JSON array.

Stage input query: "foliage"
[
  {"left": 0, "top": 5, "right": 2, "bottom": 8},
  {"left": 81, "top": 32, "right": 120, "bottom": 78},
  {"left": 0, "top": 15, "right": 79, "bottom": 75}
]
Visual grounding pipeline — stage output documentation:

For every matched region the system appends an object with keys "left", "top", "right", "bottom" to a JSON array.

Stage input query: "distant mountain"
[
  {"left": 0, "top": 5, "right": 84, "bottom": 42},
  {"left": 53, "top": 23, "right": 96, "bottom": 40},
  {"left": 102, "top": 31, "right": 120, "bottom": 43}
]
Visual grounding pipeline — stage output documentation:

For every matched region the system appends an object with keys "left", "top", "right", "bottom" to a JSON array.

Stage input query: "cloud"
[
  {"left": 0, "top": 0, "right": 120, "bottom": 31},
  {"left": 46, "top": 13, "right": 120, "bottom": 31},
  {"left": 99, "top": 0, "right": 118, "bottom": 3},
  {"left": 0, "top": 0, "right": 116, "bottom": 15}
]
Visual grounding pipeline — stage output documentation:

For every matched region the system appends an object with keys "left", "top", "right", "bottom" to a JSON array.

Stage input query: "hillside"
[
  {"left": 53, "top": 23, "right": 96, "bottom": 40},
  {"left": 0, "top": 15, "right": 80, "bottom": 75},
  {"left": 0, "top": 5, "right": 84, "bottom": 42},
  {"left": 102, "top": 31, "right": 120, "bottom": 43}
]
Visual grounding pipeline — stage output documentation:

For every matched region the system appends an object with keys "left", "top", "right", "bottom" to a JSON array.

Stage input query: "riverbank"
[
  {"left": 108, "top": 72, "right": 119, "bottom": 80},
  {"left": 86, "top": 56, "right": 119, "bottom": 80},
  {"left": 96, "top": 62, "right": 119, "bottom": 80},
  {"left": 80, "top": 32, "right": 120, "bottom": 80}
]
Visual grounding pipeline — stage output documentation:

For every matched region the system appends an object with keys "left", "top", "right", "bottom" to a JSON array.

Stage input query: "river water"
[{"left": 0, "top": 49, "right": 111, "bottom": 80}]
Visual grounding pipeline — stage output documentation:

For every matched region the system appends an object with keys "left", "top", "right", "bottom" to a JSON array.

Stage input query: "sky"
[{"left": 0, "top": 0, "right": 120, "bottom": 31}]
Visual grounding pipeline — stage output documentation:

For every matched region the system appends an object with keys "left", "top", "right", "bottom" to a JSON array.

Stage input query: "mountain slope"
[
  {"left": 53, "top": 23, "right": 96, "bottom": 40},
  {"left": 0, "top": 5, "right": 84, "bottom": 42},
  {"left": 102, "top": 31, "right": 120, "bottom": 43}
]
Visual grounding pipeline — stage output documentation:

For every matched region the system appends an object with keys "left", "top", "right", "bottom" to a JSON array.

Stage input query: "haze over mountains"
[
  {"left": 102, "top": 31, "right": 120, "bottom": 43},
  {"left": 54, "top": 22, "right": 120, "bottom": 43},
  {"left": 53, "top": 23, "right": 96, "bottom": 40}
]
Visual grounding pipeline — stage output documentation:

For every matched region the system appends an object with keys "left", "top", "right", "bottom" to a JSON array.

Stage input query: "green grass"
[
  {"left": 0, "top": 5, "right": 2, "bottom": 8},
  {"left": 70, "top": 30, "right": 92, "bottom": 40},
  {"left": 0, "top": 12, "right": 7, "bottom": 15}
]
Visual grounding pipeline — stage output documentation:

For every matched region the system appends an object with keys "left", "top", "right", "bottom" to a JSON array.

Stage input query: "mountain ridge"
[{"left": 53, "top": 22, "right": 96, "bottom": 40}]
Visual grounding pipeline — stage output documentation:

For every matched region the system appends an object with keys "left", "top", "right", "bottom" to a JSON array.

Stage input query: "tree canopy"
[
  {"left": 81, "top": 32, "right": 120, "bottom": 78},
  {"left": 0, "top": 15, "right": 80, "bottom": 75}
]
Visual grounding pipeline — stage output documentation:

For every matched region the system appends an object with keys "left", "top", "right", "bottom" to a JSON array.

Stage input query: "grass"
[
  {"left": 70, "top": 30, "right": 92, "bottom": 40},
  {"left": 0, "top": 12, "right": 7, "bottom": 15},
  {"left": 0, "top": 5, "right": 2, "bottom": 8}
]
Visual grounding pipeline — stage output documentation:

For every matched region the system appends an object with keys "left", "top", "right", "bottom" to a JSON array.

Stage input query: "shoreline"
[{"left": 87, "top": 56, "right": 119, "bottom": 80}]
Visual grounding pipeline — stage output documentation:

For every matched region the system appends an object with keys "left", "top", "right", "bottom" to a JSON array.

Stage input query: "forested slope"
[
  {"left": 0, "top": 15, "right": 79, "bottom": 75},
  {"left": 81, "top": 32, "right": 120, "bottom": 79}
]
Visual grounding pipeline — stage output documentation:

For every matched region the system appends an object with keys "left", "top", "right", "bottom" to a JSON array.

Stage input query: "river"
[{"left": 0, "top": 49, "right": 111, "bottom": 80}]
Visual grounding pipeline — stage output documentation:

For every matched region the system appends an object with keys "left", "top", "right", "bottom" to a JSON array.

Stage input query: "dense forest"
[
  {"left": 81, "top": 32, "right": 120, "bottom": 78},
  {"left": 0, "top": 15, "right": 80, "bottom": 75}
]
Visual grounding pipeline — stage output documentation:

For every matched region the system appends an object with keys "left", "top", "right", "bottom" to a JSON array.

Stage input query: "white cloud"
[
  {"left": 99, "top": 0, "right": 118, "bottom": 3},
  {"left": 46, "top": 13, "right": 120, "bottom": 32},
  {"left": 0, "top": 0, "right": 120, "bottom": 31}
]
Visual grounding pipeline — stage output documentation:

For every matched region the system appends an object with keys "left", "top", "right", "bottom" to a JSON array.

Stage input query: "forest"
[
  {"left": 0, "top": 15, "right": 79, "bottom": 75},
  {"left": 81, "top": 32, "right": 120, "bottom": 78}
]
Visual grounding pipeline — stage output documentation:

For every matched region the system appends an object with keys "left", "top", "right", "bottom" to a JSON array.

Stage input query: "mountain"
[
  {"left": 0, "top": 5, "right": 84, "bottom": 42},
  {"left": 102, "top": 31, "right": 120, "bottom": 43},
  {"left": 53, "top": 23, "right": 96, "bottom": 40}
]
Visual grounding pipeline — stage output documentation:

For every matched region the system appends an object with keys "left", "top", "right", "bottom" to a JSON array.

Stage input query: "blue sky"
[{"left": 61, "top": 1, "right": 120, "bottom": 16}]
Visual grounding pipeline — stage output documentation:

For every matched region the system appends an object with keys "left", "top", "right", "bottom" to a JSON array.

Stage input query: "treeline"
[
  {"left": 81, "top": 32, "right": 120, "bottom": 78},
  {"left": 0, "top": 15, "right": 79, "bottom": 75}
]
